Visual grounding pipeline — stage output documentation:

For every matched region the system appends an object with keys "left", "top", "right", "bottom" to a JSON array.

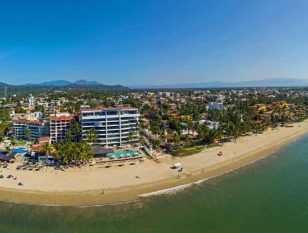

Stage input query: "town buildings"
[{"left": 6, "top": 87, "right": 308, "bottom": 151}]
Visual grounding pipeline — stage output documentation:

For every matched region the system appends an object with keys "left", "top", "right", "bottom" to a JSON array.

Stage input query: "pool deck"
[{"left": 106, "top": 150, "right": 140, "bottom": 158}]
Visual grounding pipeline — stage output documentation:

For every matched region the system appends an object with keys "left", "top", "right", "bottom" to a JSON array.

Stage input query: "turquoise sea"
[{"left": 1, "top": 134, "right": 308, "bottom": 233}]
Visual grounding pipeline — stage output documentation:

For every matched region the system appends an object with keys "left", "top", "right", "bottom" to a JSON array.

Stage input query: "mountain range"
[
  {"left": 1, "top": 78, "right": 308, "bottom": 94},
  {"left": 0, "top": 79, "right": 129, "bottom": 95},
  {"left": 25, "top": 79, "right": 103, "bottom": 86}
]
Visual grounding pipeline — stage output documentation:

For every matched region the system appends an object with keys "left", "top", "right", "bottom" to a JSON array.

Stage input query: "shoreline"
[{"left": 0, "top": 121, "right": 308, "bottom": 206}]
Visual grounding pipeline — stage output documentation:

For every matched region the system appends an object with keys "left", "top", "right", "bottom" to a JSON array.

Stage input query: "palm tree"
[
  {"left": 151, "top": 138, "right": 161, "bottom": 149},
  {"left": 128, "top": 131, "right": 134, "bottom": 142},
  {"left": 86, "top": 128, "right": 98, "bottom": 144},
  {"left": 65, "top": 129, "right": 74, "bottom": 142},
  {"left": 54, "top": 142, "right": 63, "bottom": 162},
  {"left": 56, "top": 142, "right": 72, "bottom": 164},
  {"left": 54, "top": 141, "right": 93, "bottom": 165},
  {"left": 182, "top": 134, "right": 190, "bottom": 147},
  {"left": 69, "top": 120, "right": 81, "bottom": 142},
  {"left": 173, "top": 132, "right": 181, "bottom": 145},
  {"left": 139, "top": 135, "right": 146, "bottom": 145},
  {"left": 10, "top": 136, "right": 17, "bottom": 149},
  {"left": 78, "top": 142, "right": 93, "bottom": 162},
  {"left": 196, "top": 124, "right": 221, "bottom": 145},
  {"left": 128, "top": 129, "right": 138, "bottom": 143},
  {"left": 41, "top": 142, "right": 55, "bottom": 157},
  {"left": 24, "top": 127, "right": 31, "bottom": 141},
  {"left": 205, "top": 129, "right": 218, "bottom": 144},
  {"left": 74, "top": 121, "right": 81, "bottom": 141}
]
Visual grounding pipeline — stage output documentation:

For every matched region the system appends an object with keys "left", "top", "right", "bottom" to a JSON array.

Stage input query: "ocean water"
[{"left": 1, "top": 134, "right": 308, "bottom": 233}]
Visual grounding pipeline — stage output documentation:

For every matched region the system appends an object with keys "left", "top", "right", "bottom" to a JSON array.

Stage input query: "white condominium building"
[
  {"left": 80, "top": 106, "right": 140, "bottom": 146},
  {"left": 28, "top": 94, "right": 35, "bottom": 110}
]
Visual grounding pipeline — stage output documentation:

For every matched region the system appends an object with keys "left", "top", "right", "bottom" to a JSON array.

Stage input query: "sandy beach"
[{"left": 0, "top": 121, "right": 308, "bottom": 206}]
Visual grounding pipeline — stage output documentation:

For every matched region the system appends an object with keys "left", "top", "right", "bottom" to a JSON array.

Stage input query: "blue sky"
[{"left": 1, "top": 0, "right": 308, "bottom": 85}]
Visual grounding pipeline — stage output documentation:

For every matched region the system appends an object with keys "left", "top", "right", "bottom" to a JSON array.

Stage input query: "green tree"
[
  {"left": 65, "top": 129, "right": 74, "bottom": 142},
  {"left": 41, "top": 142, "right": 55, "bottom": 156},
  {"left": 55, "top": 141, "right": 93, "bottom": 165},
  {"left": 85, "top": 128, "right": 98, "bottom": 144},
  {"left": 0, "top": 122, "right": 9, "bottom": 142},
  {"left": 10, "top": 136, "right": 17, "bottom": 148},
  {"left": 69, "top": 120, "right": 81, "bottom": 142},
  {"left": 24, "top": 127, "right": 31, "bottom": 141}
]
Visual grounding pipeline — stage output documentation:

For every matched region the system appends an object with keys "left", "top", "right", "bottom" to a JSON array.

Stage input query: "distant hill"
[
  {"left": 27, "top": 79, "right": 103, "bottom": 86},
  {"left": 0, "top": 78, "right": 308, "bottom": 96},
  {"left": 0, "top": 79, "right": 129, "bottom": 95},
  {"left": 131, "top": 78, "right": 308, "bottom": 89},
  {"left": 0, "top": 82, "right": 10, "bottom": 87},
  {"left": 73, "top": 79, "right": 102, "bottom": 86},
  {"left": 31, "top": 80, "right": 72, "bottom": 86}
]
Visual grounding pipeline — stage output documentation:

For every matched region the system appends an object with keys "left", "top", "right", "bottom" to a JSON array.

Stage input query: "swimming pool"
[
  {"left": 11, "top": 147, "right": 27, "bottom": 154},
  {"left": 107, "top": 150, "right": 139, "bottom": 159}
]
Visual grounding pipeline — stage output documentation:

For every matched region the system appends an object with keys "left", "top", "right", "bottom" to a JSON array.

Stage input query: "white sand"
[{"left": 0, "top": 121, "right": 307, "bottom": 205}]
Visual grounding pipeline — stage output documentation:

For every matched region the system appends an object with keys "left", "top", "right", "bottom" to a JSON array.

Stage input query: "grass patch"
[
  {"left": 172, "top": 143, "right": 221, "bottom": 157},
  {"left": 206, "top": 143, "right": 220, "bottom": 149},
  {"left": 173, "top": 146, "right": 205, "bottom": 156}
]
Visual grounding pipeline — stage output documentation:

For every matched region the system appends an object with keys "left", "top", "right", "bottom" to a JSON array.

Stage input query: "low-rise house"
[{"left": 208, "top": 102, "right": 224, "bottom": 110}]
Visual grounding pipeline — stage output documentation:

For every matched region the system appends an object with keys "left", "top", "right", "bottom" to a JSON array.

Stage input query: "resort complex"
[
  {"left": 80, "top": 106, "right": 139, "bottom": 146},
  {"left": 10, "top": 106, "right": 140, "bottom": 147},
  {"left": 0, "top": 86, "right": 308, "bottom": 205}
]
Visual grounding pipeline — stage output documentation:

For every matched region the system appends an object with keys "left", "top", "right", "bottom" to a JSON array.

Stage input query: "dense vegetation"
[{"left": 41, "top": 141, "right": 93, "bottom": 165}]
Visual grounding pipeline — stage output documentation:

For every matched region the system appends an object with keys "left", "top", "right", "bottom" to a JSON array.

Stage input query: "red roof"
[
  {"left": 13, "top": 119, "right": 43, "bottom": 125},
  {"left": 50, "top": 114, "right": 76, "bottom": 121},
  {"left": 31, "top": 143, "right": 43, "bottom": 152},
  {"left": 39, "top": 136, "right": 50, "bottom": 143}
]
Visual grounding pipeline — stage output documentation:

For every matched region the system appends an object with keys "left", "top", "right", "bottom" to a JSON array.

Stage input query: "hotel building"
[
  {"left": 80, "top": 106, "right": 139, "bottom": 146},
  {"left": 12, "top": 119, "right": 49, "bottom": 141},
  {"left": 50, "top": 113, "right": 77, "bottom": 144}
]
